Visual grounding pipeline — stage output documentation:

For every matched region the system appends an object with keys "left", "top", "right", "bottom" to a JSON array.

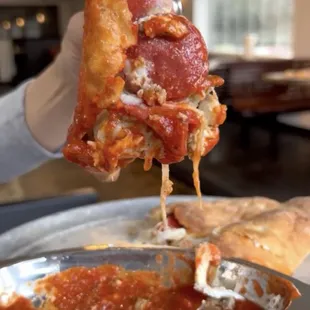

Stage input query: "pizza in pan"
[
  {"left": 146, "top": 196, "right": 310, "bottom": 276},
  {"left": 210, "top": 205, "right": 310, "bottom": 276},
  {"left": 149, "top": 197, "right": 280, "bottom": 239},
  {"left": 283, "top": 196, "right": 310, "bottom": 215}
]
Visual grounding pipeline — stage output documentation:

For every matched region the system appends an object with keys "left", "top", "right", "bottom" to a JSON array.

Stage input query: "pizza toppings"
[
  {"left": 151, "top": 206, "right": 189, "bottom": 245},
  {"left": 123, "top": 57, "right": 167, "bottom": 105},
  {"left": 143, "top": 14, "right": 190, "bottom": 39},
  {"left": 126, "top": 18, "right": 209, "bottom": 101}
]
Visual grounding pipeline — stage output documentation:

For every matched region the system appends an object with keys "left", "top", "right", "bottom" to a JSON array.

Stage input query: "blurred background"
[{"left": 0, "top": 0, "right": 309, "bottom": 211}]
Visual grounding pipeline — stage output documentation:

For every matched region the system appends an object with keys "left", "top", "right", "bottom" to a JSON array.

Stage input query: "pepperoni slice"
[
  {"left": 127, "top": 15, "right": 209, "bottom": 101},
  {"left": 127, "top": 0, "right": 173, "bottom": 21}
]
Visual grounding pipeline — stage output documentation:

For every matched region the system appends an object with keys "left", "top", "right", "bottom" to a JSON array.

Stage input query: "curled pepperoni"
[
  {"left": 127, "top": 0, "right": 173, "bottom": 21},
  {"left": 127, "top": 15, "right": 209, "bottom": 101}
]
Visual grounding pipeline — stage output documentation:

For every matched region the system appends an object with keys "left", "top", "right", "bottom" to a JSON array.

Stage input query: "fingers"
[
  {"left": 57, "top": 12, "right": 84, "bottom": 80},
  {"left": 62, "top": 12, "right": 84, "bottom": 56}
]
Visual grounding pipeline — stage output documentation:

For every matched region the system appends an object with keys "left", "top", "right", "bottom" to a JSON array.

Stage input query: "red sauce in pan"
[{"left": 0, "top": 265, "right": 263, "bottom": 310}]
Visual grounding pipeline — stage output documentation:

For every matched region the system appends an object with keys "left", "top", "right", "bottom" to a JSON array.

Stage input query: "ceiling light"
[
  {"left": 16, "top": 17, "right": 25, "bottom": 28},
  {"left": 2, "top": 21, "right": 11, "bottom": 30},
  {"left": 36, "top": 13, "right": 46, "bottom": 24}
]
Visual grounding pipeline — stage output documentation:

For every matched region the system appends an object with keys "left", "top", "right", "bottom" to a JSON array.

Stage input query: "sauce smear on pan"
[{"left": 1, "top": 265, "right": 262, "bottom": 310}]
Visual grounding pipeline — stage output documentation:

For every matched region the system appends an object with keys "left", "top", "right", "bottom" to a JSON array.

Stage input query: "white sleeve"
[{"left": 0, "top": 81, "right": 62, "bottom": 184}]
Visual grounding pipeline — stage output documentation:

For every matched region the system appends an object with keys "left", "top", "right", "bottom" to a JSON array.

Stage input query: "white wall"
[{"left": 293, "top": 0, "right": 310, "bottom": 58}]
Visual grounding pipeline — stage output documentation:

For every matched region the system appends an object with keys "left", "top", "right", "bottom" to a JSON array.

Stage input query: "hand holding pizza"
[
  {"left": 25, "top": 12, "right": 120, "bottom": 182},
  {"left": 63, "top": 0, "right": 226, "bottom": 175}
]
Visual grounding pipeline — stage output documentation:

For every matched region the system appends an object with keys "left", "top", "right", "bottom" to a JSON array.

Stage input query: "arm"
[
  {"left": 0, "top": 12, "right": 119, "bottom": 184},
  {"left": 0, "top": 14, "right": 82, "bottom": 184},
  {"left": 0, "top": 80, "right": 62, "bottom": 183}
]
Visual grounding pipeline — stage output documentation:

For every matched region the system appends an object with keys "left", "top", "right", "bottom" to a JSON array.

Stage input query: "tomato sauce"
[
  {"left": 122, "top": 103, "right": 202, "bottom": 163},
  {"left": 0, "top": 265, "right": 263, "bottom": 310}
]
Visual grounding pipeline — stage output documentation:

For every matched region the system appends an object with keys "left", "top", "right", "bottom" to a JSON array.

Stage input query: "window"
[{"left": 193, "top": 0, "right": 294, "bottom": 58}]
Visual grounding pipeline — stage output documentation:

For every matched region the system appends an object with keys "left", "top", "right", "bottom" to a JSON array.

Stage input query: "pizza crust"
[
  {"left": 209, "top": 206, "right": 310, "bottom": 276},
  {"left": 149, "top": 197, "right": 280, "bottom": 238},
  {"left": 83, "top": 0, "right": 137, "bottom": 99},
  {"left": 147, "top": 197, "right": 310, "bottom": 275},
  {"left": 283, "top": 196, "right": 310, "bottom": 216}
]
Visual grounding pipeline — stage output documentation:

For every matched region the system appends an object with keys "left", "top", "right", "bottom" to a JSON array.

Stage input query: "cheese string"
[
  {"left": 160, "top": 164, "right": 173, "bottom": 230},
  {"left": 193, "top": 123, "right": 204, "bottom": 209},
  {"left": 193, "top": 154, "right": 202, "bottom": 209}
]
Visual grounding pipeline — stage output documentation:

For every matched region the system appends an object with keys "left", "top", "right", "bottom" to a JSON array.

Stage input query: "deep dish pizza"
[
  {"left": 143, "top": 196, "right": 310, "bottom": 276},
  {"left": 149, "top": 197, "right": 280, "bottom": 239},
  {"left": 63, "top": 0, "right": 226, "bottom": 218}
]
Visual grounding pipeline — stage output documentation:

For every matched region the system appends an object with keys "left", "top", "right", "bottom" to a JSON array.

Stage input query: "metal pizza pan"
[
  {"left": 0, "top": 195, "right": 309, "bottom": 286},
  {"left": 0, "top": 246, "right": 309, "bottom": 309}
]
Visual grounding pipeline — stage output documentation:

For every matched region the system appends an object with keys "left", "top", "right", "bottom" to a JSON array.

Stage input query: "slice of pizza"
[
  {"left": 209, "top": 206, "right": 310, "bottom": 276},
  {"left": 63, "top": 0, "right": 226, "bottom": 201},
  {"left": 148, "top": 197, "right": 280, "bottom": 244}
]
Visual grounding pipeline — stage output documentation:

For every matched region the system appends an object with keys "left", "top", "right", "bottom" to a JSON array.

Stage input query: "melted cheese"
[
  {"left": 198, "top": 88, "right": 221, "bottom": 127},
  {"left": 160, "top": 164, "right": 173, "bottom": 230},
  {"left": 194, "top": 244, "right": 244, "bottom": 301},
  {"left": 120, "top": 92, "right": 144, "bottom": 106},
  {"left": 124, "top": 59, "right": 167, "bottom": 105},
  {"left": 156, "top": 227, "right": 187, "bottom": 244},
  {"left": 187, "top": 88, "right": 221, "bottom": 154},
  {"left": 94, "top": 111, "right": 136, "bottom": 142}
]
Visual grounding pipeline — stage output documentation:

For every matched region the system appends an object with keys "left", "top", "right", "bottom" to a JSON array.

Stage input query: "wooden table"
[
  {"left": 277, "top": 111, "right": 310, "bottom": 131},
  {"left": 263, "top": 71, "right": 310, "bottom": 85}
]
